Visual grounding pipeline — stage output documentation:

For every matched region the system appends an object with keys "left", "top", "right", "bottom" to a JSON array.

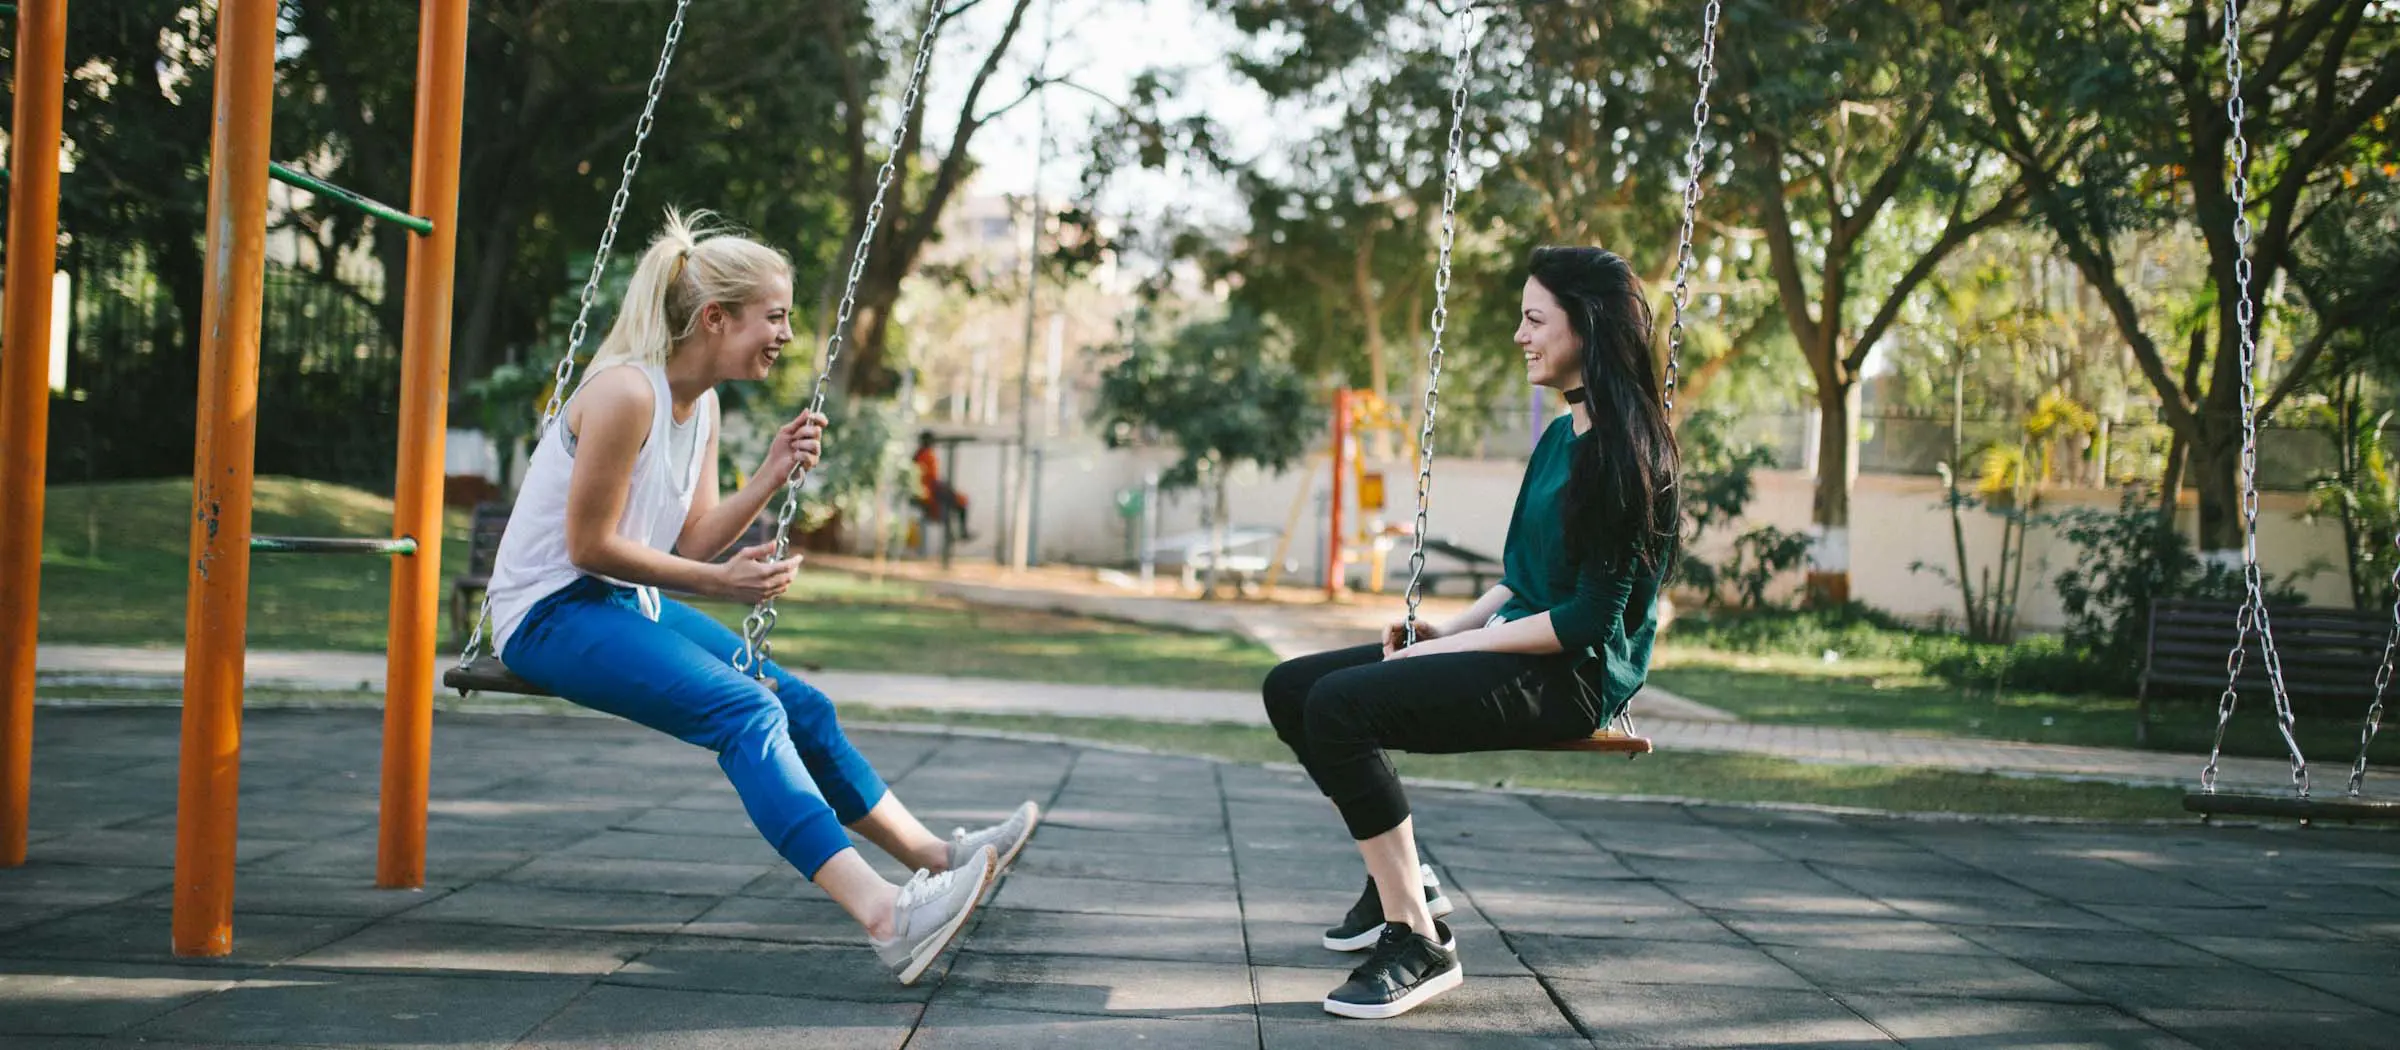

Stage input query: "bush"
[
  {"left": 1669, "top": 604, "right": 1955, "bottom": 662},
  {"left": 1918, "top": 634, "right": 2094, "bottom": 696},
  {"left": 2049, "top": 488, "right": 2308, "bottom": 694}
]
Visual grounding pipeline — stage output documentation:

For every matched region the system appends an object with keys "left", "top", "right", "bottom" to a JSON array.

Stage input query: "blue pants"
[{"left": 503, "top": 577, "right": 887, "bottom": 877}]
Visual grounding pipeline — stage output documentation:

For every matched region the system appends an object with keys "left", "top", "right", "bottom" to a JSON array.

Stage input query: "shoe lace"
[{"left": 1346, "top": 924, "right": 1413, "bottom": 981}]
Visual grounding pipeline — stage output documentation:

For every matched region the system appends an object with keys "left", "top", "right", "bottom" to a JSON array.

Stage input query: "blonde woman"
[{"left": 484, "top": 210, "right": 1038, "bottom": 985}]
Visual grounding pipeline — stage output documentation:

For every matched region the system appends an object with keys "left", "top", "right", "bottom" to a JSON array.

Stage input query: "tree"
[
  {"left": 1953, "top": 0, "right": 2400, "bottom": 553},
  {"left": 826, "top": 0, "right": 1060, "bottom": 398},
  {"left": 1093, "top": 309, "right": 1319, "bottom": 597},
  {"left": 2294, "top": 173, "right": 2400, "bottom": 610},
  {"left": 53, "top": 0, "right": 865, "bottom": 399},
  {"left": 1717, "top": 0, "right": 2028, "bottom": 604}
]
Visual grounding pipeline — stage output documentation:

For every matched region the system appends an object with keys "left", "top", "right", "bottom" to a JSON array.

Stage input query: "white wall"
[{"left": 880, "top": 437, "right": 2353, "bottom": 633}]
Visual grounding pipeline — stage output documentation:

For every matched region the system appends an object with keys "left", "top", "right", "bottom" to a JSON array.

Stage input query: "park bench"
[
  {"left": 2139, "top": 596, "right": 2392, "bottom": 732},
  {"left": 448, "top": 502, "right": 512, "bottom": 640}
]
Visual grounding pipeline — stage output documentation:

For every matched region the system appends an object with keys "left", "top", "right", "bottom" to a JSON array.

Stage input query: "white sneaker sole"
[
  {"left": 992, "top": 802, "right": 1042, "bottom": 875},
  {"left": 1322, "top": 964, "right": 1463, "bottom": 1019},
  {"left": 892, "top": 859, "right": 996, "bottom": 987},
  {"left": 1320, "top": 893, "right": 1456, "bottom": 952}
]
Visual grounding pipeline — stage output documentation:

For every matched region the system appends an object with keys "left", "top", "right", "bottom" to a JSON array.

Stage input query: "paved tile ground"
[{"left": 6, "top": 706, "right": 2400, "bottom": 1048}]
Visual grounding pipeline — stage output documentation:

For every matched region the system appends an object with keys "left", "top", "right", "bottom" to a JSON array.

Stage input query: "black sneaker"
[
  {"left": 1322, "top": 921, "right": 1462, "bottom": 1019},
  {"left": 1322, "top": 864, "right": 1455, "bottom": 951}
]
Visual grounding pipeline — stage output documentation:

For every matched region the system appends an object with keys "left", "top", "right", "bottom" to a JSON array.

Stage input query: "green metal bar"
[
  {"left": 248, "top": 535, "right": 419, "bottom": 556},
  {"left": 266, "top": 163, "right": 433, "bottom": 236}
]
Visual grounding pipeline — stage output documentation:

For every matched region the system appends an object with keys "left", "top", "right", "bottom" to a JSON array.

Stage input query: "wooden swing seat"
[
  {"left": 2182, "top": 791, "right": 2400, "bottom": 823},
  {"left": 443, "top": 656, "right": 549, "bottom": 697},
  {"left": 1534, "top": 728, "right": 1654, "bottom": 755}
]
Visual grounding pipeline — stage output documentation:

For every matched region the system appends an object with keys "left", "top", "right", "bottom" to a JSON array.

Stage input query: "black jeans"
[{"left": 1261, "top": 644, "right": 1602, "bottom": 840}]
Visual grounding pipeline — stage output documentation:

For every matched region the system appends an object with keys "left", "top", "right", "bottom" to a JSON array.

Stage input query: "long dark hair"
[{"left": 1526, "top": 246, "right": 1680, "bottom": 577}]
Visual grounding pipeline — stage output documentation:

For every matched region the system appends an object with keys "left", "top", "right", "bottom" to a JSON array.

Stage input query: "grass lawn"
[
  {"left": 1652, "top": 646, "right": 2400, "bottom": 767},
  {"left": 839, "top": 707, "right": 2190, "bottom": 821},
  {"left": 35, "top": 478, "right": 1280, "bottom": 691}
]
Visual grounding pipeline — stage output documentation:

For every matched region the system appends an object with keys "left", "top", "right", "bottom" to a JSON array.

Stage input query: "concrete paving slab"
[
  {"left": 971, "top": 908, "right": 1251, "bottom": 965},
  {"left": 1507, "top": 932, "right": 1817, "bottom": 989},
  {"left": 391, "top": 881, "right": 713, "bottom": 936},
  {"left": 130, "top": 971, "right": 590, "bottom": 1048},
  {"left": 1550, "top": 979, "right": 1898, "bottom": 1048},
  {"left": 1765, "top": 944, "right": 2095, "bottom": 1002},
  {"left": 992, "top": 874, "right": 1243, "bottom": 922},
  {"left": 0, "top": 960, "right": 253, "bottom": 1037},
  {"left": 513, "top": 983, "right": 918, "bottom": 1050},
  {"left": 4, "top": 907, "right": 369, "bottom": 969},
  {"left": 608, "top": 938, "right": 931, "bottom": 1003},
  {"left": 289, "top": 921, "right": 656, "bottom": 977},
  {"left": 909, "top": 1003, "right": 1257, "bottom": 1049},
  {"left": 1835, "top": 994, "right": 2199, "bottom": 1049},
  {"left": 938, "top": 951, "right": 1255, "bottom": 1018}
]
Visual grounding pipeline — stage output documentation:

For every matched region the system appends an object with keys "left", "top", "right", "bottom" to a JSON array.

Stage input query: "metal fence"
[{"left": 47, "top": 238, "right": 402, "bottom": 489}]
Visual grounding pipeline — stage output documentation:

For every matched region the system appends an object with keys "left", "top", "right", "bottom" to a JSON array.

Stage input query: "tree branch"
[
  {"left": 1845, "top": 178, "right": 2028, "bottom": 375},
  {"left": 1747, "top": 131, "right": 1827, "bottom": 366}
]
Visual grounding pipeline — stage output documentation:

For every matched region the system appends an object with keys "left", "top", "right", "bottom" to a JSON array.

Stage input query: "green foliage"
[
  {"left": 2047, "top": 489, "right": 2308, "bottom": 693},
  {"left": 62, "top": 0, "right": 863, "bottom": 481},
  {"left": 1674, "top": 410, "right": 1808, "bottom": 608},
  {"left": 801, "top": 396, "right": 914, "bottom": 540},
  {"left": 1093, "top": 309, "right": 1320, "bottom": 490},
  {"left": 1726, "top": 526, "right": 1815, "bottom": 610},
  {"left": 1668, "top": 604, "right": 1948, "bottom": 663}
]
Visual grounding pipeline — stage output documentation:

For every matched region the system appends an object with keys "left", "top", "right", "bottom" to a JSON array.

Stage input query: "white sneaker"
[
  {"left": 948, "top": 800, "right": 1041, "bottom": 877},
  {"left": 871, "top": 844, "right": 996, "bottom": 986}
]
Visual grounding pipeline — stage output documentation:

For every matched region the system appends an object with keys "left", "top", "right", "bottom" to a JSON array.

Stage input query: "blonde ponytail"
[{"left": 589, "top": 208, "right": 794, "bottom": 370}]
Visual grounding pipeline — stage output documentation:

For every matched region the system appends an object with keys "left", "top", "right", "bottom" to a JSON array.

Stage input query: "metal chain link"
[
  {"left": 1662, "top": 0, "right": 1722, "bottom": 418},
  {"left": 2357, "top": 544, "right": 2400, "bottom": 795},
  {"left": 733, "top": 0, "right": 948, "bottom": 676},
  {"left": 456, "top": 0, "right": 691, "bottom": 675},
  {"left": 2201, "top": 0, "right": 2306, "bottom": 796},
  {"left": 1400, "top": 5, "right": 1478, "bottom": 647}
]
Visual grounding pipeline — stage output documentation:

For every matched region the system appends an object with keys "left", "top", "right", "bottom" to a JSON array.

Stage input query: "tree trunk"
[
  {"left": 452, "top": 202, "right": 524, "bottom": 395},
  {"left": 1354, "top": 228, "right": 1387, "bottom": 403},
  {"left": 1807, "top": 380, "right": 1857, "bottom": 607},
  {"left": 2191, "top": 412, "right": 2243, "bottom": 559},
  {"left": 2159, "top": 429, "right": 2188, "bottom": 525},
  {"left": 1949, "top": 477, "right": 1978, "bottom": 638}
]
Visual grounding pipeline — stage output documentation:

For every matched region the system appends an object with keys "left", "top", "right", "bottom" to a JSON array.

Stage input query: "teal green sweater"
[{"left": 1493, "top": 414, "right": 1662, "bottom": 718}]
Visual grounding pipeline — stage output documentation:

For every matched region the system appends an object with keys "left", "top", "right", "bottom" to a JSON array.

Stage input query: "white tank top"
[{"left": 488, "top": 363, "right": 715, "bottom": 653}]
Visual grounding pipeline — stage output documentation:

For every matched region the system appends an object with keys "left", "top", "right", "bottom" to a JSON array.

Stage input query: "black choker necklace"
[{"left": 1563, "top": 387, "right": 1588, "bottom": 405}]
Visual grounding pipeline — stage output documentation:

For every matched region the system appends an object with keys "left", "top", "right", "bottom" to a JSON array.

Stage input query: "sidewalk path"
[{"left": 34, "top": 643, "right": 2390, "bottom": 793}]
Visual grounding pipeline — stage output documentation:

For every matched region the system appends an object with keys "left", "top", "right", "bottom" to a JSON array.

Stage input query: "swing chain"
[
  {"left": 456, "top": 0, "right": 691, "bottom": 675},
  {"left": 2201, "top": 0, "right": 2305, "bottom": 796},
  {"left": 1663, "top": 0, "right": 1722, "bottom": 418},
  {"left": 1401, "top": 6, "right": 1478, "bottom": 647},
  {"left": 2355, "top": 544, "right": 2400, "bottom": 795},
  {"left": 735, "top": 0, "right": 947, "bottom": 676}
]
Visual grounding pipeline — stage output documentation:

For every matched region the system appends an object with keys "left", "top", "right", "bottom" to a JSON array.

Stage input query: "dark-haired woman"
[{"left": 1261, "top": 246, "right": 1680, "bottom": 1019}]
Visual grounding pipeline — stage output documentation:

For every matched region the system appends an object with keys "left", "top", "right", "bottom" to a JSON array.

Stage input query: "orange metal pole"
[
  {"left": 173, "top": 0, "right": 278, "bottom": 958},
  {"left": 0, "top": 0, "right": 69, "bottom": 869},
  {"left": 1325, "top": 390, "right": 1348, "bottom": 600},
  {"left": 379, "top": 0, "right": 471, "bottom": 891}
]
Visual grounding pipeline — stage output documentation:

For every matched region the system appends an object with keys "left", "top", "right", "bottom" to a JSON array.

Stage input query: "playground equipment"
[{"left": 0, "top": 0, "right": 474, "bottom": 956}]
